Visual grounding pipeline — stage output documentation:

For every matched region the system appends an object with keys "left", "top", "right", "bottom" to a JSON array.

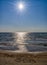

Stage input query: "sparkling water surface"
[{"left": 0, "top": 32, "right": 47, "bottom": 52}]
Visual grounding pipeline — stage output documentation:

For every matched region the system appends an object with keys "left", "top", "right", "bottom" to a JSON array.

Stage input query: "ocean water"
[{"left": 0, "top": 32, "right": 47, "bottom": 52}]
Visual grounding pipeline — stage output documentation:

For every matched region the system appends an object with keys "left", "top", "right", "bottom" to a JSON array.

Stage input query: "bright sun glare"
[
  {"left": 18, "top": 3, "right": 24, "bottom": 10},
  {"left": 17, "top": 32, "right": 25, "bottom": 37},
  {"left": 17, "top": 2, "right": 24, "bottom": 11},
  {"left": 14, "top": 1, "right": 26, "bottom": 12}
]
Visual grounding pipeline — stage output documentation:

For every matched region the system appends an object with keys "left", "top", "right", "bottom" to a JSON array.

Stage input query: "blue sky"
[{"left": 0, "top": 0, "right": 47, "bottom": 32}]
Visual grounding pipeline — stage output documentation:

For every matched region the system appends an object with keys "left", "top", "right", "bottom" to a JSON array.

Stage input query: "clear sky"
[{"left": 0, "top": 0, "right": 47, "bottom": 32}]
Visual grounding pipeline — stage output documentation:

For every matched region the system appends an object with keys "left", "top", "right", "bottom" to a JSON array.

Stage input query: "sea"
[{"left": 0, "top": 32, "right": 47, "bottom": 52}]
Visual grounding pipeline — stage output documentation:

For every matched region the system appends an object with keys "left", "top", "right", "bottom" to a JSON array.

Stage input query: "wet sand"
[{"left": 0, "top": 50, "right": 47, "bottom": 65}]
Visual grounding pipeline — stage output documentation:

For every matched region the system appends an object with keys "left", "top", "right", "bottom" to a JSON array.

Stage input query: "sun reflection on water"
[
  {"left": 16, "top": 32, "right": 26, "bottom": 42},
  {"left": 16, "top": 32, "right": 28, "bottom": 52}
]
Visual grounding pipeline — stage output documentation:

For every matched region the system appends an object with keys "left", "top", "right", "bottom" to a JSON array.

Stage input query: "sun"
[
  {"left": 14, "top": 1, "right": 26, "bottom": 12},
  {"left": 17, "top": 2, "right": 24, "bottom": 11},
  {"left": 18, "top": 3, "right": 24, "bottom": 10}
]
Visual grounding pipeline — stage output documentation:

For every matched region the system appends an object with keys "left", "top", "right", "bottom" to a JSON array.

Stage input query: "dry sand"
[{"left": 0, "top": 50, "right": 47, "bottom": 65}]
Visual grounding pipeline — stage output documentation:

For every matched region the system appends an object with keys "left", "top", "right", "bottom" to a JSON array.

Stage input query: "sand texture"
[{"left": 0, "top": 50, "right": 47, "bottom": 65}]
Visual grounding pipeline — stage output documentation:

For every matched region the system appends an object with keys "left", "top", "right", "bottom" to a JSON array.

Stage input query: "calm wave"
[{"left": 0, "top": 32, "right": 47, "bottom": 52}]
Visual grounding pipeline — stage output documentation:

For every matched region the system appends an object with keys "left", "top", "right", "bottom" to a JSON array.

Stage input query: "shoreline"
[
  {"left": 0, "top": 50, "right": 47, "bottom": 65},
  {"left": 0, "top": 49, "right": 47, "bottom": 54}
]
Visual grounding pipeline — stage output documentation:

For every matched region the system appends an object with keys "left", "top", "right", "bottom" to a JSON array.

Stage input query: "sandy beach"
[{"left": 0, "top": 50, "right": 47, "bottom": 65}]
